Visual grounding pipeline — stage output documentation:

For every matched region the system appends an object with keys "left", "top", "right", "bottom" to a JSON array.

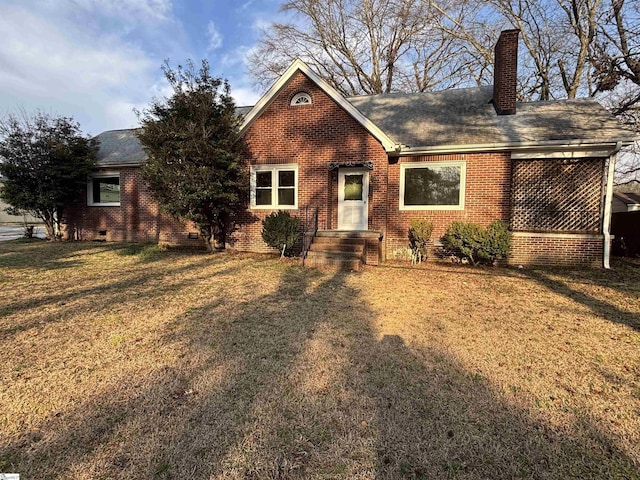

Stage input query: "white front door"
[{"left": 338, "top": 168, "right": 369, "bottom": 230}]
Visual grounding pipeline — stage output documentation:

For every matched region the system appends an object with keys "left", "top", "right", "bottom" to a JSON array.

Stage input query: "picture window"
[{"left": 399, "top": 161, "right": 466, "bottom": 210}]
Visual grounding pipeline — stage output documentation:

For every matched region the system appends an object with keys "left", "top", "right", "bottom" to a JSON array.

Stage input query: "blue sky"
[{"left": 0, "top": 0, "right": 286, "bottom": 136}]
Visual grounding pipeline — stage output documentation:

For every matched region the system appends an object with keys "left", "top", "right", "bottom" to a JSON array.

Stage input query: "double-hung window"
[
  {"left": 88, "top": 172, "right": 120, "bottom": 206},
  {"left": 250, "top": 164, "right": 298, "bottom": 209},
  {"left": 400, "top": 161, "right": 466, "bottom": 210}
]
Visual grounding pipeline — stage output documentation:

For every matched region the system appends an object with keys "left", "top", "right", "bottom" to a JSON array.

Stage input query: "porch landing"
[{"left": 303, "top": 230, "right": 383, "bottom": 270}]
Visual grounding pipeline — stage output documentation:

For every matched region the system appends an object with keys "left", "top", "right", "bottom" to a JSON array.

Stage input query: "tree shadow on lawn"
[
  {"left": 0, "top": 264, "right": 336, "bottom": 478},
  {"left": 357, "top": 335, "right": 639, "bottom": 479},
  {"left": 0, "top": 251, "right": 267, "bottom": 339},
  {"left": 0, "top": 240, "right": 123, "bottom": 270},
  {"left": 521, "top": 263, "right": 640, "bottom": 332},
  {"left": 2, "top": 264, "right": 639, "bottom": 479},
  {"left": 0, "top": 240, "right": 208, "bottom": 271}
]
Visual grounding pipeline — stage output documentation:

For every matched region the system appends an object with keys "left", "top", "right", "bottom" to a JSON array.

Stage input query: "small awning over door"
[{"left": 328, "top": 161, "right": 374, "bottom": 171}]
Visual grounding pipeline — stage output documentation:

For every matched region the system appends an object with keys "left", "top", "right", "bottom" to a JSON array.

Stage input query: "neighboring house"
[
  {"left": 612, "top": 192, "right": 640, "bottom": 213},
  {"left": 611, "top": 192, "right": 640, "bottom": 257},
  {"left": 65, "top": 30, "right": 637, "bottom": 267}
]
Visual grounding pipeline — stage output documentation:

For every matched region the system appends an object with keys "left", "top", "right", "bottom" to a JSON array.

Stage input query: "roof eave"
[
  {"left": 239, "top": 59, "right": 398, "bottom": 153},
  {"left": 393, "top": 138, "right": 637, "bottom": 157},
  {"left": 95, "top": 161, "right": 143, "bottom": 168}
]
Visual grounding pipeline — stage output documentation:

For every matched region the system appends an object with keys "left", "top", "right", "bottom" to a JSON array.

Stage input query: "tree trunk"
[
  {"left": 213, "top": 237, "right": 225, "bottom": 250},
  {"left": 43, "top": 220, "right": 56, "bottom": 241},
  {"left": 41, "top": 210, "right": 57, "bottom": 241},
  {"left": 54, "top": 208, "right": 63, "bottom": 241},
  {"left": 201, "top": 226, "right": 215, "bottom": 253},
  {"left": 213, "top": 215, "right": 227, "bottom": 250}
]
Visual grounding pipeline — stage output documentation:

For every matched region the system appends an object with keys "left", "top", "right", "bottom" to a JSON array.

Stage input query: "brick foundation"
[{"left": 508, "top": 232, "right": 604, "bottom": 267}]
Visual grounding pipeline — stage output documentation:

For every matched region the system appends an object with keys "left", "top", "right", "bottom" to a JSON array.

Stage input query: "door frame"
[{"left": 337, "top": 167, "right": 369, "bottom": 230}]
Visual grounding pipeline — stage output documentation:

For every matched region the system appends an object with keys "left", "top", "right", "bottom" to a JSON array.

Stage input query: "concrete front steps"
[{"left": 303, "top": 231, "right": 367, "bottom": 271}]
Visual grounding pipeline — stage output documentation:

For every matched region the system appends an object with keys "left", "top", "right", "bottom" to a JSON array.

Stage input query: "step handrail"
[{"left": 301, "top": 206, "right": 319, "bottom": 267}]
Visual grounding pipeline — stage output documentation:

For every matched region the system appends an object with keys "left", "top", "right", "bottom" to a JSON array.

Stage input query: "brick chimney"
[{"left": 492, "top": 29, "right": 520, "bottom": 115}]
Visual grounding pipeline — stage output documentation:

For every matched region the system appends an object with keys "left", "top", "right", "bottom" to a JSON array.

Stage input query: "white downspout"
[{"left": 603, "top": 141, "right": 622, "bottom": 269}]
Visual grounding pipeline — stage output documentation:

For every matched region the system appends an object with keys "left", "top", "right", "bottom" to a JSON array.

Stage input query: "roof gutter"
[
  {"left": 603, "top": 141, "right": 623, "bottom": 269},
  {"left": 95, "top": 162, "right": 143, "bottom": 168},
  {"left": 392, "top": 138, "right": 636, "bottom": 157}
]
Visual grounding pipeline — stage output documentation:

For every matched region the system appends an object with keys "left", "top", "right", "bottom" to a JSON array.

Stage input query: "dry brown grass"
[{"left": 0, "top": 240, "right": 639, "bottom": 479}]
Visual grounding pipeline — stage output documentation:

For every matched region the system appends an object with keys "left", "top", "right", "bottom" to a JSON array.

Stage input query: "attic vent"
[{"left": 290, "top": 92, "right": 311, "bottom": 106}]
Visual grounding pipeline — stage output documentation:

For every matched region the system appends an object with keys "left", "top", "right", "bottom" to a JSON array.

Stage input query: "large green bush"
[
  {"left": 441, "top": 221, "right": 485, "bottom": 264},
  {"left": 478, "top": 221, "right": 512, "bottom": 264},
  {"left": 408, "top": 218, "right": 433, "bottom": 263},
  {"left": 261, "top": 210, "right": 301, "bottom": 257},
  {"left": 442, "top": 221, "right": 511, "bottom": 265}
]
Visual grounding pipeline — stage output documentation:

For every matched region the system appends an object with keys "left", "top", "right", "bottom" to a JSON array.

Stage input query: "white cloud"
[
  {"left": 231, "top": 86, "right": 261, "bottom": 107},
  {"left": 0, "top": 4, "right": 166, "bottom": 135},
  {"left": 0, "top": 0, "right": 280, "bottom": 134},
  {"left": 218, "top": 45, "right": 251, "bottom": 70},
  {"left": 207, "top": 21, "right": 223, "bottom": 51},
  {"left": 252, "top": 18, "right": 276, "bottom": 33},
  {"left": 103, "top": 100, "right": 143, "bottom": 129},
  {"left": 43, "top": 0, "right": 173, "bottom": 23},
  {"left": 238, "top": 1, "right": 255, "bottom": 11}
]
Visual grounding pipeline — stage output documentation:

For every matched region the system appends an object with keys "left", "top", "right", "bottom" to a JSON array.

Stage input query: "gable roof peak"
[{"left": 239, "top": 58, "right": 398, "bottom": 153}]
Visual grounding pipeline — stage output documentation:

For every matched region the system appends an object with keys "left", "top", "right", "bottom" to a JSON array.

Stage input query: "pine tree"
[{"left": 136, "top": 60, "right": 247, "bottom": 251}]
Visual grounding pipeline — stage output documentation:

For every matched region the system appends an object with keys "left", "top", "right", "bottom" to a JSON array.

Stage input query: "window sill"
[
  {"left": 250, "top": 205, "right": 298, "bottom": 210},
  {"left": 87, "top": 203, "right": 121, "bottom": 207},
  {"left": 399, "top": 205, "right": 465, "bottom": 211}
]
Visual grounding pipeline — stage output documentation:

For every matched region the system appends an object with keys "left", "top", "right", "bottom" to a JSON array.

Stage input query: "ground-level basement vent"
[{"left": 511, "top": 158, "right": 603, "bottom": 232}]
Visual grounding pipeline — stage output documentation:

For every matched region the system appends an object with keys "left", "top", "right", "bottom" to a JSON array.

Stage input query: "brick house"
[{"left": 66, "top": 30, "right": 637, "bottom": 267}]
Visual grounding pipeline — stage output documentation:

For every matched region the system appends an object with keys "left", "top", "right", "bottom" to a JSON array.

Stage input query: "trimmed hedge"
[{"left": 442, "top": 221, "right": 511, "bottom": 265}]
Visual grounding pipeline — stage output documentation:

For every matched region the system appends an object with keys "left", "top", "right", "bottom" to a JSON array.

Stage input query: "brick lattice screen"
[{"left": 511, "top": 158, "right": 604, "bottom": 232}]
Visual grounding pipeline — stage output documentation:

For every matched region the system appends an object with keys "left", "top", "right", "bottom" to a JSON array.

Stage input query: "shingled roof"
[
  {"left": 94, "top": 129, "right": 146, "bottom": 166},
  {"left": 346, "top": 86, "right": 637, "bottom": 151},
  {"left": 94, "top": 106, "right": 254, "bottom": 167},
  {"left": 94, "top": 86, "right": 637, "bottom": 166}
]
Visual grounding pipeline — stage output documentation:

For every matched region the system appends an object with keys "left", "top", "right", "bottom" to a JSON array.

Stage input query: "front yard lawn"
[{"left": 1, "top": 241, "right": 639, "bottom": 479}]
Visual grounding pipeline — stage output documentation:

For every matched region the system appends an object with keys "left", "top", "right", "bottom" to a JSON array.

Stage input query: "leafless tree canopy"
[
  {"left": 247, "top": 0, "right": 472, "bottom": 95},
  {"left": 249, "top": 0, "right": 640, "bottom": 184}
]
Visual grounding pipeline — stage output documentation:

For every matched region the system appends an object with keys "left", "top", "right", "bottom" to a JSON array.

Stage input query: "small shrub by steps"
[{"left": 261, "top": 211, "right": 301, "bottom": 258}]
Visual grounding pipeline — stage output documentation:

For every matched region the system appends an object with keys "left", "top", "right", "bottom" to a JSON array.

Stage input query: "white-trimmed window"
[
  {"left": 290, "top": 92, "right": 312, "bottom": 106},
  {"left": 250, "top": 164, "right": 298, "bottom": 209},
  {"left": 88, "top": 172, "right": 120, "bottom": 206},
  {"left": 400, "top": 161, "right": 466, "bottom": 210}
]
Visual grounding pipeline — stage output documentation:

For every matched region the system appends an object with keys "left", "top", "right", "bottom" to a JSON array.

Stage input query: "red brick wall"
[
  {"left": 230, "top": 71, "right": 389, "bottom": 255},
  {"left": 493, "top": 29, "right": 519, "bottom": 115},
  {"left": 509, "top": 233, "right": 604, "bottom": 266},
  {"left": 385, "top": 152, "right": 512, "bottom": 257},
  {"left": 65, "top": 167, "right": 202, "bottom": 246},
  {"left": 61, "top": 70, "right": 607, "bottom": 268}
]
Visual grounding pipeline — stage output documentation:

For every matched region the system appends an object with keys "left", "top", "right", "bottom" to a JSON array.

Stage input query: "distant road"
[{"left": 0, "top": 225, "right": 46, "bottom": 241}]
